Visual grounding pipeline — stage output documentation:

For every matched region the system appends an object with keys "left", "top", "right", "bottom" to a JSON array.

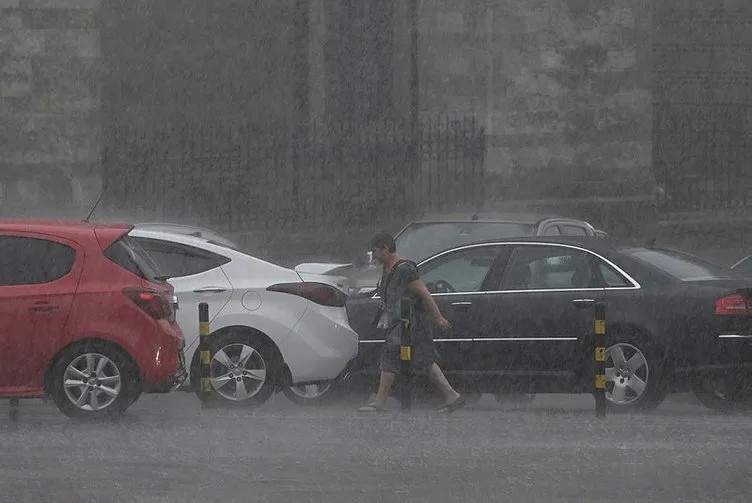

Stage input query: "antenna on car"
[{"left": 82, "top": 185, "right": 107, "bottom": 223}]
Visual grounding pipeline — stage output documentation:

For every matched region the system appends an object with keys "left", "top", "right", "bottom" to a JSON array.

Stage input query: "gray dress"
[{"left": 377, "top": 260, "right": 439, "bottom": 373}]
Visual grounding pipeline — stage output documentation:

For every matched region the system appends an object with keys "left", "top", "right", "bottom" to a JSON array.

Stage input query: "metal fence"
[{"left": 103, "top": 115, "right": 485, "bottom": 232}]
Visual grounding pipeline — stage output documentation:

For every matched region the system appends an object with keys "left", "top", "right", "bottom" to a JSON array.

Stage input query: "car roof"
[
  {"left": 133, "top": 222, "right": 241, "bottom": 249},
  {"left": 426, "top": 235, "right": 643, "bottom": 256},
  {"left": 409, "top": 211, "right": 590, "bottom": 226},
  {"left": 128, "top": 227, "right": 297, "bottom": 275},
  {"left": 0, "top": 219, "right": 131, "bottom": 237}
]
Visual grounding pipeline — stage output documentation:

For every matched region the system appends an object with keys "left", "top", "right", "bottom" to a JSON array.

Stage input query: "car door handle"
[
  {"left": 451, "top": 301, "right": 473, "bottom": 310},
  {"left": 571, "top": 298, "right": 595, "bottom": 309},
  {"left": 193, "top": 287, "right": 227, "bottom": 294},
  {"left": 28, "top": 304, "right": 59, "bottom": 313}
]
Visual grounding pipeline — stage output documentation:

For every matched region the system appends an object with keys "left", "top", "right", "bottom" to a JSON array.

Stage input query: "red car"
[{"left": 0, "top": 219, "right": 186, "bottom": 419}]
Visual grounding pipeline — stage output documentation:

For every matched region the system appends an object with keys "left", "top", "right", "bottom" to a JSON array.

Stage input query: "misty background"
[{"left": 1, "top": 0, "right": 750, "bottom": 267}]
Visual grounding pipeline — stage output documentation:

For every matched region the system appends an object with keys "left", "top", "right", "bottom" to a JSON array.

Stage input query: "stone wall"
[
  {"left": 0, "top": 0, "right": 102, "bottom": 216},
  {"left": 417, "top": 0, "right": 655, "bottom": 204}
]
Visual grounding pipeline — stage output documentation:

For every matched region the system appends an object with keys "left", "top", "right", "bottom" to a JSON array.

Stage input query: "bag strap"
[{"left": 369, "top": 259, "right": 409, "bottom": 329}]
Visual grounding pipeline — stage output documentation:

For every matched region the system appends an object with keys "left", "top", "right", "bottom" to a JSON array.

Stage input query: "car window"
[
  {"left": 104, "top": 235, "right": 163, "bottom": 282},
  {"left": 396, "top": 222, "right": 535, "bottom": 262},
  {"left": 560, "top": 225, "right": 588, "bottom": 236},
  {"left": 542, "top": 225, "right": 561, "bottom": 236},
  {"left": 0, "top": 236, "right": 76, "bottom": 286},
  {"left": 499, "top": 245, "right": 601, "bottom": 290},
  {"left": 627, "top": 248, "right": 736, "bottom": 281},
  {"left": 134, "top": 237, "right": 231, "bottom": 278},
  {"left": 419, "top": 246, "right": 500, "bottom": 293},
  {"left": 598, "top": 263, "right": 632, "bottom": 287}
]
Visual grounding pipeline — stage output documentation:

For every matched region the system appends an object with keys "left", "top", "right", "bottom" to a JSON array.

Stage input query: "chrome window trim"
[
  {"left": 369, "top": 241, "right": 641, "bottom": 298},
  {"left": 359, "top": 336, "right": 580, "bottom": 343}
]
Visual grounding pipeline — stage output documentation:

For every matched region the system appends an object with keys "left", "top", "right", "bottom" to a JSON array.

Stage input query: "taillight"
[
  {"left": 124, "top": 287, "right": 176, "bottom": 321},
  {"left": 267, "top": 282, "right": 347, "bottom": 307},
  {"left": 715, "top": 293, "right": 752, "bottom": 316}
]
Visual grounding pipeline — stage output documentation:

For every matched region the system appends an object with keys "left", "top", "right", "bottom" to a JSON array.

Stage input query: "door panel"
[
  {"left": 0, "top": 234, "right": 82, "bottom": 389},
  {"left": 476, "top": 245, "right": 606, "bottom": 388},
  {"left": 172, "top": 268, "right": 233, "bottom": 356}
]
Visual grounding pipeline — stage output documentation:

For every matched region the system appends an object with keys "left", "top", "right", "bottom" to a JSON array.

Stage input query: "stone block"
[
  {"left": 0, "top": 9, "right": 23, "bottom": 29},
  {"left": 1, "top": 57, "right": 32, "bottom": 77},
  {"left": 599, "top": 49, "right": 637, "bottom": 72},
  {"left": 9, "top": 30, "right": 45, "bottom": 56},
  {"left": 22, "top": 7, "right": 98, "bottom": 29},
  {"left": 20, "top": 0, "right": 101, "bottom": 8},
  {"left": 44, "top": 29, "right": 99, "bottom": 58},
  {"left": 435, "top": 12, "right": 465, "bottom": 34},
  {"left": 0, "top": 77, "right": 31, "bottom": 97}
]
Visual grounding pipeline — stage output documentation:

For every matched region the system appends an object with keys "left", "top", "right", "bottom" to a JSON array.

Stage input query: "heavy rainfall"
[{"left": 1, "top": 1, "right": 752, "bottom": 502}]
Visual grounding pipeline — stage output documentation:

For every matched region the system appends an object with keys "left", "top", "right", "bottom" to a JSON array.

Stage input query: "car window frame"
[
  {"left": 0, "top": 231, "right": 81, "bottom": 287},
  {"left": 490, "top": 243, "right": 640, "bottom": 293},
  {"left": 416, "top": 244, "right": 507, "bottom": 295},
  {"left": 134, "top": 237, "right": 231, "bottom": 279}
]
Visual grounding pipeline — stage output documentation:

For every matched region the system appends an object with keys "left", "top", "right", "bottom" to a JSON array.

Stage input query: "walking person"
[{"left": 357, "top": 233, "right": 466, "bottom": 413}]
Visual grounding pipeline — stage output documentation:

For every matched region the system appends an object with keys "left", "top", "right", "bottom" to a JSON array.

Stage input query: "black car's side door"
[
  {"left": 417, "top": 244, "right": 505, "bottom": 373},
  {"left": 346, "top": 245, "right": 504, "bottom": 375},
  {"left": 475, "top": 244, "right": 606, "bottom": 385}
]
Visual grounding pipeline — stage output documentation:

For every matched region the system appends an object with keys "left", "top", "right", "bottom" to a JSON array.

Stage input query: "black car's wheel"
[
  {"left": 604, "top": 335, "right": 667, "bottom": 412},
  {"left": 49, "top": 341, "right": 140, "bottom": 420},
  {"left": 283, "top": 382, "right": 334, "bottom": 405},
  {"left": 692, "top": 376, "right": 745, "bottom": 412},
  {"left": 192, "top": 331, "right": 277, "bottom": 408}
]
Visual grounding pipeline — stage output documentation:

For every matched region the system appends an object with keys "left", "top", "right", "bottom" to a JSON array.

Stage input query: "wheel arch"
[
  {"left": 187, "top": 325, "right": 291, "bottom": 390},
  {"left": 43, "top": 337, "right": 143, "bottom": 395}
]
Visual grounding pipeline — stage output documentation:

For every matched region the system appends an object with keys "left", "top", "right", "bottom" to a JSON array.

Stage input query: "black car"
[
  {"left": 328, "top": 211, "right": 607, "bottom": 295},
  {"left": 346, "top": 237, "right": 752, "bottom": 411}
]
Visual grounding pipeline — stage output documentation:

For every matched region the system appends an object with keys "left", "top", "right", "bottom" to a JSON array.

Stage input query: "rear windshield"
[
  {"left": 396, "top": 221, "right": 535, "bottom": 262},
  {"left": 627, "top": 248, "right": 737, "bottom": 281},
  {"left": 104, "top": 235, "right": 164, "bottom": 283}
]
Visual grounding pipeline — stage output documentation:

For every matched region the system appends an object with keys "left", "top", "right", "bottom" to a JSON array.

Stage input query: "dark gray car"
[{"left": 341, "top": 211, "right": 607, "bottom": 294}]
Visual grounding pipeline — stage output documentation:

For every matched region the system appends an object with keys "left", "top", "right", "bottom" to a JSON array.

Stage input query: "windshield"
[
  {"left": 627, "top": 248, "right": 738, "bottom": 281},
  {"left": 395, "top": 221, "right": 535, "bottom": 262}
]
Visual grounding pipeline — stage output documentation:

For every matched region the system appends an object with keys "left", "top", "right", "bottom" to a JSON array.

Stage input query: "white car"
[{"left": 127, "top": 227, "right": 359, "bottom": 407}]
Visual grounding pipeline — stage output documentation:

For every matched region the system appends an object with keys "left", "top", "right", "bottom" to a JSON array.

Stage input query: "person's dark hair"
[{"left": 369, "top": 233, "right": 396, "bottom": 253}]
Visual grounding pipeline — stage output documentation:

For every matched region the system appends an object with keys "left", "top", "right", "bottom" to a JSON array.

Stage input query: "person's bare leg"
[
  {"left": 427, "top": 363, "right": 461, "bottom": 405},
  {"left": 368, "top": 371, "right": 395, "bottom": 407}
]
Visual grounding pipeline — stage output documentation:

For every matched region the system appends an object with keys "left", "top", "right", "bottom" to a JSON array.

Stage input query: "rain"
[{"left": 2, "top": 1, "right": 752, "bottom": 501}]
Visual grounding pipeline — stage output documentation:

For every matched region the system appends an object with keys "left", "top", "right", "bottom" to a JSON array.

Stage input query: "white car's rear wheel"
[
  {"left": 193, "top": 332, "right": 277, "bottom": 407},
  {"left": 283, "top": 382, "right": 334, "bottom": 405}
]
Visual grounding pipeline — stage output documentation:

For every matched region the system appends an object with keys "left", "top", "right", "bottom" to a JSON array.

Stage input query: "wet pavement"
[{"left": 1, "top": 391, "right": 750, "bottom": 502}]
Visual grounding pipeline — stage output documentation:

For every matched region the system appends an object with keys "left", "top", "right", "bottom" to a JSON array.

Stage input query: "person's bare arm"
[{"left": 408, "top": 280, "right": 451, "bottom": 330}]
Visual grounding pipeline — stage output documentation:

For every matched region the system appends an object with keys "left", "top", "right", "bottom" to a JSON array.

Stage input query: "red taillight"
[
  {"left": 715, "top": 293, "right": 752, "bottom": 316},
  {"left": 124, "top": 287, "right": 176, "bottom": 321},
  {"left": 267, "top": 282, "right": 347, "bottom": 307}
]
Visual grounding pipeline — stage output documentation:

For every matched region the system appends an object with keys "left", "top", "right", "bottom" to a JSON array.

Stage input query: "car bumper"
[
  {"left": 145, "top": 349, "right": 188, "bottom": 393},
  {"left": 278, "top": 305, "right": 359, "bottom": 383}
]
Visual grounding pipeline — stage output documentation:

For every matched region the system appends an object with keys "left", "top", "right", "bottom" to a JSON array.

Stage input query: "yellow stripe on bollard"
[
  {"left": 595, "top": 374, "right": 606, "bottom": 389},
  {"left": 400, "top": 346, "right": 411, "bottom": 361},
  {"left": 595, "top": 347, "right": 606, "bottom": 362},
  {"left": 201, "top": 377, "right": 212, "bottom": 392},
  {"left": 594, "top": 319, "right": 605, "bottom": 335},
  {"left": 199, "top": 321, "right": 210, "bottom": 336},
  {"left": 200, "top": 350, "right": 211, "bottom": 365}
]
